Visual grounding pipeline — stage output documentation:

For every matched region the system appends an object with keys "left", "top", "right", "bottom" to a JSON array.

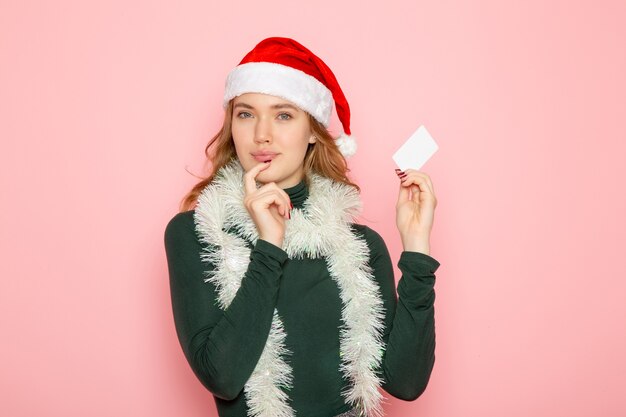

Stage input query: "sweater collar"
[{"left": 282, "top": 179, "right": 308, "bottom": 209}]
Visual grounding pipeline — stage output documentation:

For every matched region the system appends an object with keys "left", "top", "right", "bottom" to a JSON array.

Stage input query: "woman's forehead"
[{"left": 234, "top": 93, "right": 300, "bottom": 109}]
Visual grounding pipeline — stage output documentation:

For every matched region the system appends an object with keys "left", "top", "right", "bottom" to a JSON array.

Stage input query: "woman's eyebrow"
[
  {"left": 233, "top": 102, "right": 300, "bottom": 111},
  {"left": 233, "top": 102, "right": 254, "bottom": 109},
  {"left": 271, "top": 103, "right": 300, "bottom": 111}
]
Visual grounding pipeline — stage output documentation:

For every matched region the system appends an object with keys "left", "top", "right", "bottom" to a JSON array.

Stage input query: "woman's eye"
[
  {"left": 237, "top": 111, "right": 252, "bottom": 118},
  {"left": 278, "top": 113, "right": 292, "bottom": 120}
]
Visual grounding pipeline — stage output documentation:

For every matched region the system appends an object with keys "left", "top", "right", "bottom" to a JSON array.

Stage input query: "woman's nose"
[{"left": 254, "top": 118, "right": 272, "bottom": 143}]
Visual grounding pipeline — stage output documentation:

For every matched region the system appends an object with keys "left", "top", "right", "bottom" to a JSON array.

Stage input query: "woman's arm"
[
  {"left": 164, "top": 211, "right": 287, "bottom": 401},
  {"left": 357, "top": 225, "right": 440, "bottom": 401}
]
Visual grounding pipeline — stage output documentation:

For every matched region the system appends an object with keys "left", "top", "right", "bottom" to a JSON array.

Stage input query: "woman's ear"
[{"left": 309, "top": 134, "right": 317, "bottom": 144}]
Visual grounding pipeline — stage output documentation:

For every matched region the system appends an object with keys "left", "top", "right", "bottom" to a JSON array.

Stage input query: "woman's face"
[{"left": 231, "top": 93, "right": 316, "bottom": 189}]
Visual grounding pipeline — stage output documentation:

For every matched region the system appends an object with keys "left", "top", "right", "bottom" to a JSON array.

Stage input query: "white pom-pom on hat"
[{"left": 335, "top": 132, "right": 357, "bottom": 158}]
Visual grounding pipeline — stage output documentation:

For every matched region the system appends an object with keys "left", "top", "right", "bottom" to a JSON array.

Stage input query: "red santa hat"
[{"left": 223, "top": 37, "right": 357, "bottom": 157}]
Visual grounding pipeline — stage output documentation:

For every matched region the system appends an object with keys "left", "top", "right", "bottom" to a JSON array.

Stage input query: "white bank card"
[{"left": 392, "top": 125, "right": 438, "bottom": 171}]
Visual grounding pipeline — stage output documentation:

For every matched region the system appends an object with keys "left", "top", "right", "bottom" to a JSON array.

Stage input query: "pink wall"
[{"left": 2, "top": 0, "right": 625, "bottom": 416}]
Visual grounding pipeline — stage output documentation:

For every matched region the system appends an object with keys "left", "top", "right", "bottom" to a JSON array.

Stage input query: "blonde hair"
[{"left": 179, "top": 99, "right": 359, "bottom": 212}]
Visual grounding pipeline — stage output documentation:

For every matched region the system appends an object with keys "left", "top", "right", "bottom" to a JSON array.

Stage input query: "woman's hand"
[
  {"left": 395, "top": 168, "right": 437, "bottom": 255},
  {"left": 243, "top": 162, "right": 292, "bottom": 248}
]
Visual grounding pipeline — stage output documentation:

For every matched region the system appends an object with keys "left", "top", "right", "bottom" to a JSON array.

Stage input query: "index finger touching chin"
[{"left": 244, "top": 161, "right": 271, "bottom": 194}]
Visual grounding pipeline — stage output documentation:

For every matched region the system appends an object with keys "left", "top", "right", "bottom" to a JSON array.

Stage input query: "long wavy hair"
[{"left": 178, "top": 99, "right": 360, "bottom": 212}]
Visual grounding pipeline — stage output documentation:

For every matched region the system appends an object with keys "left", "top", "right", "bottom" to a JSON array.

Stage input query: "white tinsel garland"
[{"left": 194, "top": 160, "right": 386, "bottom": 417}]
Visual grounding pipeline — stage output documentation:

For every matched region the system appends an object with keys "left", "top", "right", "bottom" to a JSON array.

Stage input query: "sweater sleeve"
[
  {"left": 357, "top": 225, "right": 440, "bottom": 401},
  {"left": 164, "top": 211, "right": 288, "bottom": 401}
]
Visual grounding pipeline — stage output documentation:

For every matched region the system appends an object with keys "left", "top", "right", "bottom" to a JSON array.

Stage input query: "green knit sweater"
[{"left": 164, "top": 180, "right": 440, "bottom": 417}]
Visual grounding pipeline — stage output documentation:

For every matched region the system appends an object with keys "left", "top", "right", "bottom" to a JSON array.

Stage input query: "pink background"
[{"left": 1, "top": 0, "right": 625, "bottom": 416}]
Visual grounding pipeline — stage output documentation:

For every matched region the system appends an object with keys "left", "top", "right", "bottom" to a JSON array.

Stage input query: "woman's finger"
[
  {"left": 400, "top": 170, "right": 434, "bottom": 195},
  {"left": 243, "top": 161, "right": 271, "bottom": 195},
  {"left": 253, "top": 184, "right": 292, "bottom": 218},
  {"left": 396, "top": 179, "right": 412, "bottom": 206},
  {"left": 396, "top": 170, "right": 419, "bottom": 206},
  {"left": 400, "top": 172, "right": 438, "bottom": 210},
  {"left": 410, "top": 185, "right": 420, "bottom": 201}
]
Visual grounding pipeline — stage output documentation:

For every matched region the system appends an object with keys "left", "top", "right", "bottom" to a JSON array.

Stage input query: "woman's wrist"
[
  {"left": 401, "top": 236, "right": 431, "bottom": 255},
  {"left": 259, "top": 233, "right": 284, "bottom": 249}
]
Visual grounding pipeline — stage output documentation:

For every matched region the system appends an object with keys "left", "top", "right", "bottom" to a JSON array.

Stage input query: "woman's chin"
[{"left": 254, "top": 168, "right": 275, "bottom": 183}]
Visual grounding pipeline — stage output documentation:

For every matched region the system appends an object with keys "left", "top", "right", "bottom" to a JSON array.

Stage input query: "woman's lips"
[{"left": 252, "top": 153, "right": 279, "bottom": 162}]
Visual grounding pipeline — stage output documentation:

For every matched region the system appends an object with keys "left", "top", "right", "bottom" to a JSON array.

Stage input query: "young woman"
[{"left": 164, "top": 37, "right": 440, "bottom": 417}]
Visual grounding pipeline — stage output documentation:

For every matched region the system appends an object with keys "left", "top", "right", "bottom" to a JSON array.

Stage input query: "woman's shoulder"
[
  {"left": 165, "top": 209, "right": 194, "bottom": 229},
  {"left": 164, "top": 210, "right": 198, "bottom": 246},
  {"left": 349, "top": 223, "right": 388, "bottom": 251}
]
